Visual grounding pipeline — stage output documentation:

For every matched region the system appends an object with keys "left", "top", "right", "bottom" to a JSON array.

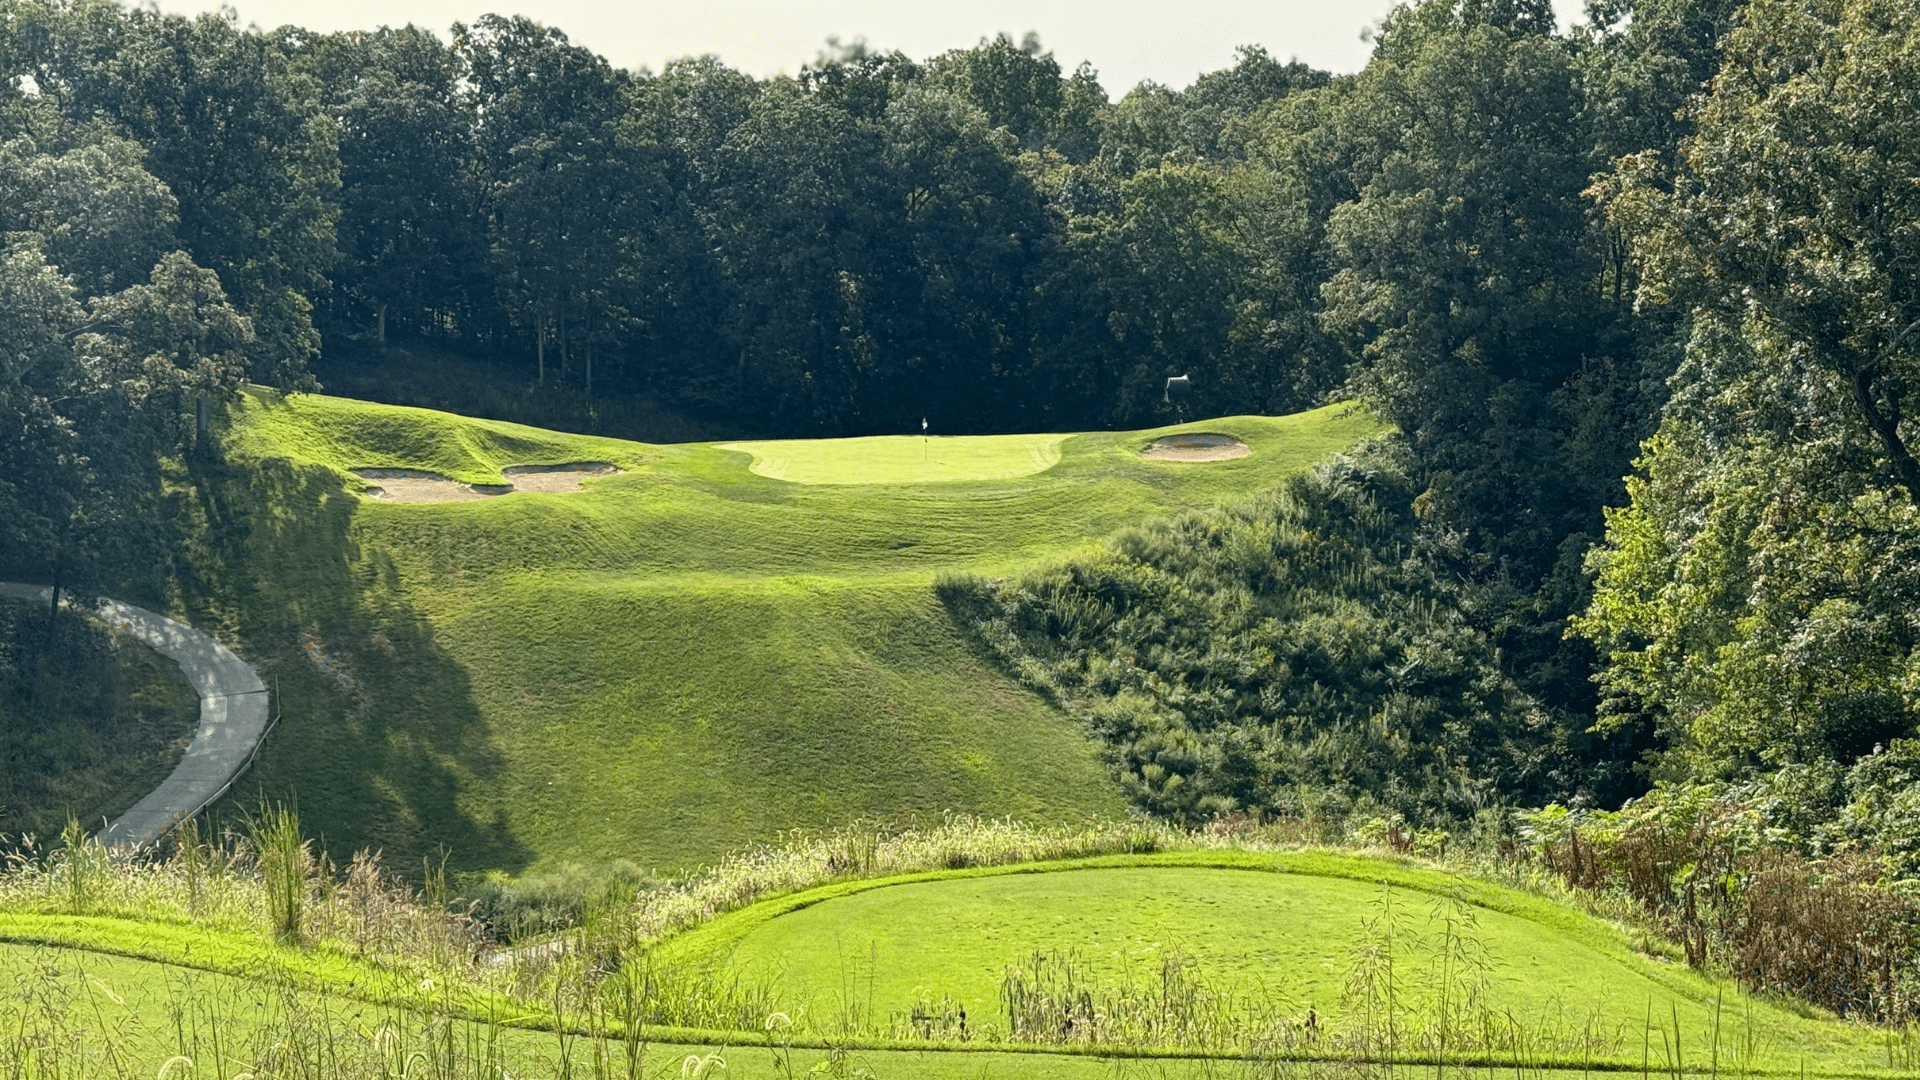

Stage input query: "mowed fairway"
[
  {"left": 204, "top": 393, "right": 1382, "bottom": 874},
  {"left": 657, "top": 851, "right": 1895, "bottom": 1074}
]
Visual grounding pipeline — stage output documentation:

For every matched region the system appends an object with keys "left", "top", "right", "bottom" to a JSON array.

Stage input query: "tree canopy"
[{"left": 5, "top": 0, "right": 1920, "bottom": 862}]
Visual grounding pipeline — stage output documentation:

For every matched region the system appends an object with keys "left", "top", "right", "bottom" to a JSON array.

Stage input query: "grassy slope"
[
  {"left": 183, "top": 392, "right": 1380, "bottom": 874},
  {"left": 656, "top": 852, "right": 1895, "bottom": 1074}
]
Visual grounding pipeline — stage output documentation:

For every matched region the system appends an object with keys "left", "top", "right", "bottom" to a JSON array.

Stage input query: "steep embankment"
[{"left": 171, "top": 391, "right": 1379, "bottom": 873}]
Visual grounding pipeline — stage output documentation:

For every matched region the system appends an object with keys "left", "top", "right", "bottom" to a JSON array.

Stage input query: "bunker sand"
[
  {"left": 1140, "top": 433, "right": 1250, "bottom": 462},
  {"left": 355, "top": 463, "right": 618, "bottom": 503}
]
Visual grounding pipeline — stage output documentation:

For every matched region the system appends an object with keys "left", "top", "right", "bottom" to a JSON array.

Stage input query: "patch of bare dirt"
[
  {"left": 1139, "top": 433, "right": 1251, "bottom": 462},
  {"left": 353, "top": 463, "right": 620, "bottom": 503}
]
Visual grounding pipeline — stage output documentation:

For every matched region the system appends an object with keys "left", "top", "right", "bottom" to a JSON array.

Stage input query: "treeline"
[
  {"left": 0, "top": 0, "right": 1662, "bottom": 617},
  {"left": 7, "top": 0, "right": 1920, "bottom": 884},
  {"left": 0, "top": 2, "right": 1347, "bottom": 437}
]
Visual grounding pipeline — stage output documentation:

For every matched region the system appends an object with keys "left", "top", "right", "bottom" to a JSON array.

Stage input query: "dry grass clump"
[
  {"left": 0, "top": 810, "right": 488, "bottom": 979},
  {"left": 627, "top": 815, "right": 1228, "bottom": 945}
]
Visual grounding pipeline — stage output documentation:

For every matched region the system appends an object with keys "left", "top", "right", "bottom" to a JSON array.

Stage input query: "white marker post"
[{"left": 922, "top": 417, "right": 928, "bottom": 466}]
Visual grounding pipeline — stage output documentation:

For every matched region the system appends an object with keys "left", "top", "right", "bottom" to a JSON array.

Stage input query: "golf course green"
[
  {"left": 195, "top": 391, "right": 1383, "bottom": 873},
  {"left": 720, "top": 431, "right": 1070, "bottom": 484}
]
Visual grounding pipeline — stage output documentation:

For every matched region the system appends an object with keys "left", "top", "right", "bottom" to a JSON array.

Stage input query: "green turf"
[
  {"left": 162, "top": 393, "right": 1383, "bottom": 874},
  {"left": 655, "top": 852, "right": 1898, "bottom": 1074},
  {"left": 721, "top": 432, "right": 1070, "bottom": 484}
]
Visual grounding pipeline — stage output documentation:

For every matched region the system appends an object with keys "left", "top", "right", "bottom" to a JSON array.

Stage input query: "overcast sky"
[{"left": 155, "top": 0, "right": 1588, "bottom": 94}]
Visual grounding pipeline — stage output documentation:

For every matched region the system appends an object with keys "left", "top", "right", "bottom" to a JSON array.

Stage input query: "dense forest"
[{"left": 4, "top": 0, "right": 1920, "bottom": 1010}]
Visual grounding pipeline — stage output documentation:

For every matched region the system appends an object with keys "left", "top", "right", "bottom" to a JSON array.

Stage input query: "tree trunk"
[
  {"left": 537, "top": 317, "right": 546, "bottom": 386},
  {"left": 1850, "top": 366, "right": 1920, "bottom": 506},
  {"left": 377, "top": 304, "right": 387, "bottom": 345},
  {"left": 32, "top": 547, "right": 63, "bottom": 705},
  {"left": 46, "top": 550, "right": 61, "bottom": 640}
]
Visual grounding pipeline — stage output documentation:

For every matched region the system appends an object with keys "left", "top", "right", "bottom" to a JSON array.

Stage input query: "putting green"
[
  {"left": 720, "top": 432, "right": 1070, "bottom": 484},
  {"left": 660, "top": 854, "right": 1889, "bottom": 1071}
]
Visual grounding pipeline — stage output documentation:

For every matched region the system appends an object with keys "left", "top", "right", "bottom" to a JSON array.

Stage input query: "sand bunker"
[
  {"left": 355, "top": 462, "right": 617, "bottom": 503},
  {"left": 502, "top": 462, "right": 621, "bottom": 492},
  {"left": 1139, "top": 433, "right": 1251, "bottom": 462}
]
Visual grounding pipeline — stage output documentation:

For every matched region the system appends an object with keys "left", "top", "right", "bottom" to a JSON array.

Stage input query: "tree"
[
  {"left": 927, "top": 33, "right": 1064, "bottom": 150},
  {"left": 0, "top": 120, "right": 178, "bottom": 298},
  {"left": 9, "top": 0, "right": 335, "bottom": 389},
  {"left": 799, "top": 37, "right": 920, "bottom": 122},
  {"left": 294, "top": 26, "right": 488, "bottom": 346},
  {"left": 1610, "top": 0, "right": 1920, "bottom": 504},
  {"left": 865, "top": 82, "right": 1049, "bottom": 432},
  {"left": 616, "top": 57, "right": 760, "bottom": 417},
  {"left": 457, "top": 14, "right": 638, "bottom": 393},
  {"left": 0, "top": 241, "right": 250, "bottom": 608},
  {"left": 1321, "top": 0, "right": 1600, "bottom": 579},
  {"left": 1578, "top": 0, "right": 1920, "bottom": 780}
]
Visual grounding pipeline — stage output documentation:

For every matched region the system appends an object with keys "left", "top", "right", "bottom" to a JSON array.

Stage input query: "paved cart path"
[{"left": 0, "top": 583, "right": 271, "bottom": 854}]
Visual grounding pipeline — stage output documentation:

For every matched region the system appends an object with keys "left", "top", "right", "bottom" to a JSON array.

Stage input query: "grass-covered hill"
[{"left": 165, "top": 391, "right": 1380, "bottom": 875}]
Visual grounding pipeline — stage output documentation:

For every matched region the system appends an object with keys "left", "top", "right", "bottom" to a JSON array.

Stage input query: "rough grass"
[
  {"left": 0, "top": 942, "right": 1356, "bottom": 1079},
  {"left": 151, "top": 391, "right": 1382, "bottom": 876}
]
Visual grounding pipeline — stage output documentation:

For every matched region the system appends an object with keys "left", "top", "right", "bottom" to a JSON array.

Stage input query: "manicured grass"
[
  {"left": 655, "top": 852, "right": 1897, "bottom": 1074},
  {"left": 721, "top": 432, "right": 1070, "bottom": 484},
  {"left": 155, "top": 393, "right": 1383, "bottom": 875}
]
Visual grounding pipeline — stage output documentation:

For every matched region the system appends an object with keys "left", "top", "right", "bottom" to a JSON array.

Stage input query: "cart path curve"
[{"left": 0, "top": 583, "right": 271, "bottom": 855}]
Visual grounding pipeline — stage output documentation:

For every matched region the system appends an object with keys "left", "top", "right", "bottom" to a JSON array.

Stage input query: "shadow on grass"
[{"left": 162, "top": 446, "right": 533, "bottom": 876}]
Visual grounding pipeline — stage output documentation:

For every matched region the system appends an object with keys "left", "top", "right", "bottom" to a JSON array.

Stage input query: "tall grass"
[
  {"left": 251, "top": 802, "right": 310, "bottom": 944},
  {"left": 57, "top": 814, "right": 106, "bottom": 915},
  {"left": 616, "top": 814, "right": 1186, "bottom": 948}
]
